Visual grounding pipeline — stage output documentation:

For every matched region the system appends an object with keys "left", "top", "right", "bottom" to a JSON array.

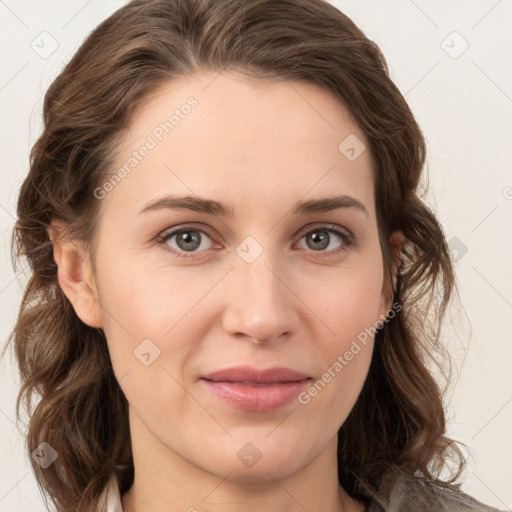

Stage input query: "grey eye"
[{"left": 164, "top": 229, "right": 213, "bottom": 253}]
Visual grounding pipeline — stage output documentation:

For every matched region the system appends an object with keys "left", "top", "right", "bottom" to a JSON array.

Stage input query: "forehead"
[{"left": 100, "top": 71, "right": 375, "bottom": 219}]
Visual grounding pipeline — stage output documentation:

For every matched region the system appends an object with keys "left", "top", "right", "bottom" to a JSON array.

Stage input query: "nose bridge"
[{"left": 222, "top": 235, "right": 297, "bottom": 343}]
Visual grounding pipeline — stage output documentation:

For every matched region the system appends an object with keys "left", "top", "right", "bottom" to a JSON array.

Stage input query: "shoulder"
[{"left": 366, "top": 469, "right": 507, "bottom": 512}]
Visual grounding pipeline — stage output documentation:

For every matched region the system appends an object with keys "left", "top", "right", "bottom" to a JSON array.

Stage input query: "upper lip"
[{"left": 202, "top": 366, "right": 310, "bottom": 383}]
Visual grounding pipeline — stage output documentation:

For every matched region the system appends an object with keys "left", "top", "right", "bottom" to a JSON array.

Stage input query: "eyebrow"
[{"left": 139, "top": 194, "right": 368, "bottom": 217}]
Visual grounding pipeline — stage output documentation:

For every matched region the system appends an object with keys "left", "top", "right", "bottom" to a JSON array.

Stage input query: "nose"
[{"left": 220, "top": 245, "right": 300, "bottom": 344}]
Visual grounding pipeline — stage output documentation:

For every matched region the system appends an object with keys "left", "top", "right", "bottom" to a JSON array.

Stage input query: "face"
[{"left": 78, "top": 72, "right": 394, "bottom": 482}]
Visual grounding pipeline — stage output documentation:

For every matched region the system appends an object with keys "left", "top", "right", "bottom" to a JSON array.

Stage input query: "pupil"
[
  {"left": 179, "top": 231, "right": 200, "bottom": 251},
  {"left": 308, "top": 230, "right": 329, "bottom": 251}
]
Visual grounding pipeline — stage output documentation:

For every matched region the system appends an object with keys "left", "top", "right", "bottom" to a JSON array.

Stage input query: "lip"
[{"left": 201, "top": 366, "right": 311, "bottom": 412}]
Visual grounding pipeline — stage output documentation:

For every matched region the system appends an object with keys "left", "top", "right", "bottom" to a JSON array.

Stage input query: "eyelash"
[{"left": 155, "top": 223, "right": 355, "bottom": 259}]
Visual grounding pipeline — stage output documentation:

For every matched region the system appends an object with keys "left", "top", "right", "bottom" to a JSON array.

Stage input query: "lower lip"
[{"left": 201, "top": 379, "right": 311, "bottom": 412}]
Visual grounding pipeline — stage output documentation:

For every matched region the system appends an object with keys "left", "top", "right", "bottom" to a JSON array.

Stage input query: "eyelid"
[{"left": 296, "top": 222, "right": 352, "bottom": 240}]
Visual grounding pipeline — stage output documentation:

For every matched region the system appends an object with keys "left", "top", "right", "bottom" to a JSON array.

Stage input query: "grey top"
[{"left": 364, "top": 468, "right": 507, "bottom": 512}]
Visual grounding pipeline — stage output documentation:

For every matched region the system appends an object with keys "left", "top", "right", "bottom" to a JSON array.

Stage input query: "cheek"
[
  {"left": 298, "top": 308, "right": 376, "bottom": 432},
  {"left": 93, "top": 254, "right": 186, "bottom": 372},
  {"left": 308, "top": 252, "right": 385, "bottom": 340},
  {"left": 96, "top": 269, "right": 201, "bottom": 427},
  {"left": 298, "top": 255, "right": 383, "bottom": 412}
]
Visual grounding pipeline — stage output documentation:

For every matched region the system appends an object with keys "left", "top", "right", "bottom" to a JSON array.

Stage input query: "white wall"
[{"left": 0, "top": 0, "right": 510, "bottom": 510}]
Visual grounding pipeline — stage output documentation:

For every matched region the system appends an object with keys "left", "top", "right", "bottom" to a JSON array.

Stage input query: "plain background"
[{"left": 0, "top": 1, "right": 511, "bottom": 510}]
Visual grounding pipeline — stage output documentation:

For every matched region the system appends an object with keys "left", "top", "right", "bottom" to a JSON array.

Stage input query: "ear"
[
  {"left": 47, "top": 220, "right": 103, "bottom": 329},
  {"left": 389, "top": 231, "right": 405, "bottom": 289},
  {"left": 389, "top": 230, "right": 405, "bottom": 296}
]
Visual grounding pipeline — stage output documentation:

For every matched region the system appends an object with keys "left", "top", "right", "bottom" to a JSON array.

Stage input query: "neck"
[{"left": 121, "top": 409, "right": 363, "bottom": 512}]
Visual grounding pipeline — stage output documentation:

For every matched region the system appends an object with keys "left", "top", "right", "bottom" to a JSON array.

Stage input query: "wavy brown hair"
[{"left": 3, "top": 0, "right": 466, "bottom": 510}]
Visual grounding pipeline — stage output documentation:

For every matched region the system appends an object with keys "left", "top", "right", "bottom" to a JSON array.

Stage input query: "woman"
[{"left": 5, "top": 0, "right": 505, "bottom": 511}]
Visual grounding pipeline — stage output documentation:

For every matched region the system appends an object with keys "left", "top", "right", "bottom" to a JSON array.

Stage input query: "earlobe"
[{"left": 47, "top": 221, "right": 103, "bottom": 329}]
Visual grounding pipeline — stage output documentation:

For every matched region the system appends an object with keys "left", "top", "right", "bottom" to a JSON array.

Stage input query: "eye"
[
  {"left": 295, "top": 224, "right": 353, "bottom": 256},
  {"left": 157, "top": 226, "right": 216, "bottom": 258},
  {"left": 156, "top": 223, "right": 354, "bottom": 259}
]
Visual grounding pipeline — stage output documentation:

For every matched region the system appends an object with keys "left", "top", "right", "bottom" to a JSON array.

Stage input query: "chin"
[
  {"left": 187, "top": 433, "right": 323, "bottom": 484},
  {"left": 207, "top": 456, "right": 305, "bottom": 484}
]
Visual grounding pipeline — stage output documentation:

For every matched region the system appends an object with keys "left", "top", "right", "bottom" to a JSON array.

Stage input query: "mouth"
[{"left": 200, "top": 366, "right": 312, "bottom": 412}]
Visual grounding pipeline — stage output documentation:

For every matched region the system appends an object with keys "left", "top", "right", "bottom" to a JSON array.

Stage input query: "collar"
[{"left": 101, "top": 474, "right": 124, "bottom": 512}]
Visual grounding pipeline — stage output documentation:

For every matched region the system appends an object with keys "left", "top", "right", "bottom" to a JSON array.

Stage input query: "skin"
[{"left": 49, "top": 71, "right": 403, "bottom": 512}]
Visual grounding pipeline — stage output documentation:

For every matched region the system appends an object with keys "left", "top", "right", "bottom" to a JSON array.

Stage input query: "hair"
[{"left": 3, "top": 0, "right": 467, "bottom": 510}]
